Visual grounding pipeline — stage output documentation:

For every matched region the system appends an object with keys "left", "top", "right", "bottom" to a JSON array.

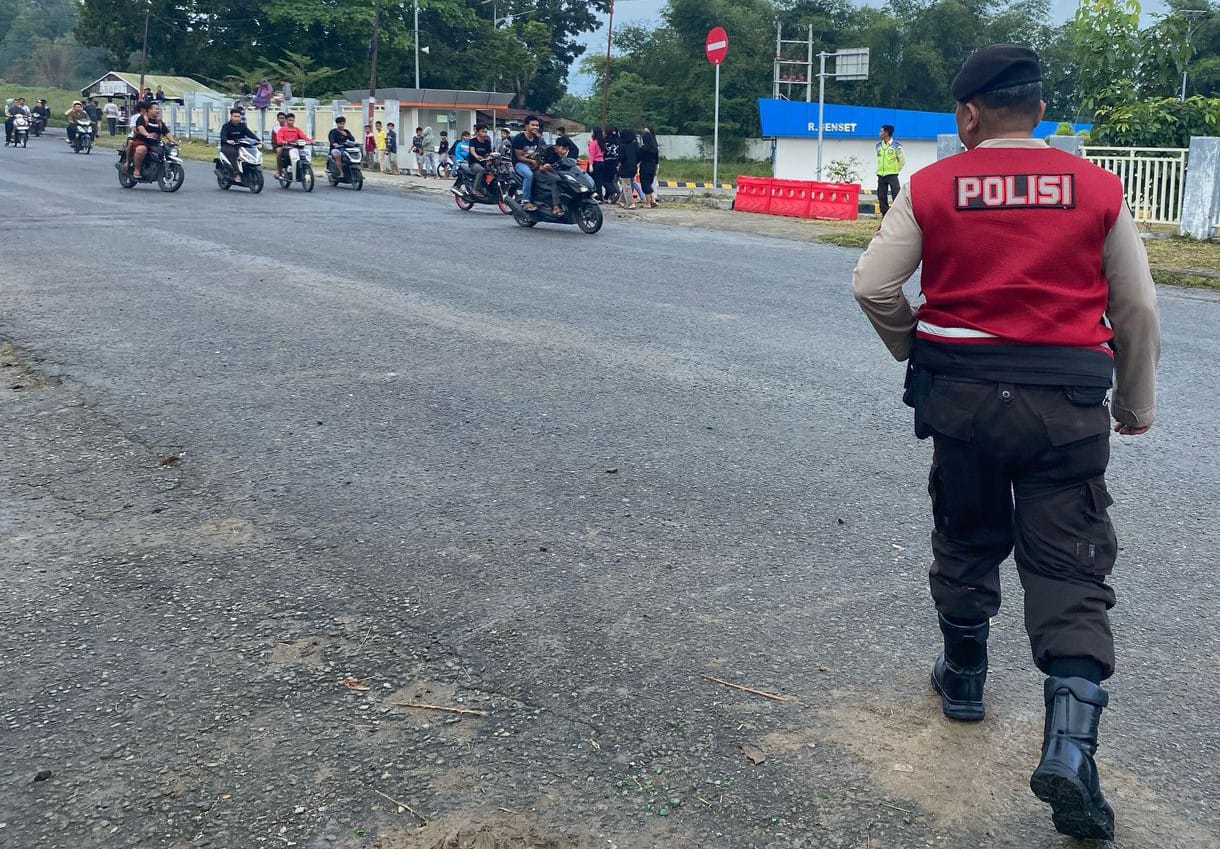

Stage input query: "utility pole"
[
  {"left": 138, "top": 5, "right": 150, "bottom": 93},
  {"left": 1174, "top": 9, "right": 1208, "bottom": 101},
  {"left": 414, "top": 0, "right": 421, "bottom": 89},
  {"left": 369, "top": 0, "right": 381, "bottom": 100},
  {"left": 600, "top": 0, "right": 615, "bottom": 128}
]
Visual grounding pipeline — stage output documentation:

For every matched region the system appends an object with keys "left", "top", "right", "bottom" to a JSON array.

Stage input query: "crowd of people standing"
[{"left": 588, "top": 126, "right": 660, "bottom": 209}]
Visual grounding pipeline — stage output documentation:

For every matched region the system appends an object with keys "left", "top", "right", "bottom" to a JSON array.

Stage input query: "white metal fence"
[{"left": 1082, "top": 146, "right": 1188, "bottom": 226}]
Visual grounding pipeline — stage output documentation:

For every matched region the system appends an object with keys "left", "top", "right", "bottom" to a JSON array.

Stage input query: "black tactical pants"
[{"left": 916, "top": 376, "right": 1118, "bottom": 679}]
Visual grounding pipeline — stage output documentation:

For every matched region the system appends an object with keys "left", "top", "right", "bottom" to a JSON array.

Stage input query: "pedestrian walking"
[
  {"left": 638, "top": 127, "right": 660, "bottom": 208},
  {"left": 851, "top": 44, "right": 1160, "bottom": 843},
  {"left": 154, "top": 86, "right": 166, "bottom": 103},
  {"left": 617, "top": 128, "right": 639, "bottom": 209},
  {"left": 280, "top": 79, "right": 293, "bottom": 108},
  {"left": 385, "top": 122, "right": 399, "bottom": 174},
  {"left": 876, "top": 123, "right": 905, "bottom": 216},
  {"left": 436, "top": 131, "right": 450, "bottom": 173}
]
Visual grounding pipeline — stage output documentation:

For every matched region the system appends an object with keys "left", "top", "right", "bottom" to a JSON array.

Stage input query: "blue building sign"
[{"left": 758, "top": 98, "right": 1088, "bottom": 140}]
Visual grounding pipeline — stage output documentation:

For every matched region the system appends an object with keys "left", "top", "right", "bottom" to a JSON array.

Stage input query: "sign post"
[
  {"left": 706, "top": 27, "right": 728, "bottom": 188},
  {"left": 815, "top": 48, "right": 869, "bottom": 180}
]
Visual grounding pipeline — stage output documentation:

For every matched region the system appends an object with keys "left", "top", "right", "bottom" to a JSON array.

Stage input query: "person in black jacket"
[
  {"left": 616, "top": 128, "right": 640, "bottom": 209},
  {"left": 638, "top": 127, "right": 660, "bottom": 208},
  {"left": 601, "top": 126, "right": 621, "bottom": 202},
  {"left": 219, "top": 108, "right": 259, "bottom": 183}
]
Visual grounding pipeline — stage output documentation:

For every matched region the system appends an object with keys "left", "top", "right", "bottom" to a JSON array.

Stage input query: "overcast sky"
[{"left": 568, "top": 0, "right": 1169, "bottom": 96}]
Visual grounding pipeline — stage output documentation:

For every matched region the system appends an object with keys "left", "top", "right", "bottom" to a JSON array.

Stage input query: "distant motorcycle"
[
  {"left": 503, "top": 157, "right": 603, "bottom": 235},
  {"left": 11, "top": 114, "right": 30, "bottom": 148},
  {"left": 214, "top": 137, "right": 265, "bottom": 193},
  {"left": 116, "top": 140, "right": 185, "bottom": 192},
  {"left": 450, "top": 153, "right": 517, "bottom": 214},
  {"left": 71, "top": 118, "right": 94, "bottom": 154},
  {"left": 31, "top": 113, "right": 46, "bottom": 136},
  {"left": 276, "top": 140, "right": 315, "bottom": 192},
  {"left": 325, "top": 142, "right": 364, "bottom": 189}
]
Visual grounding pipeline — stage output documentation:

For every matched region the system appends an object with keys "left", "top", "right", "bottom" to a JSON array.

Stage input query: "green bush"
[{"left": 1091, "top": 96, "right": 1220, "bottom": 148}]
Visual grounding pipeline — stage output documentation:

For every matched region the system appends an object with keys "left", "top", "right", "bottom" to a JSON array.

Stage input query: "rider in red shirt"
[{"left": 275, "top": 112, "right": 312, "bottom": 177}]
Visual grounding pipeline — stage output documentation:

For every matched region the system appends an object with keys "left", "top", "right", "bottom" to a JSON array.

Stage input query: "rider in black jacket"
[{"left": 219, "top": 108, "right": 259, "bottom": 183}]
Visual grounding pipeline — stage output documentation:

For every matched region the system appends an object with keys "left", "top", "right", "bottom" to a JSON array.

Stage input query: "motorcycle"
[
  {"left": 11, "top": 114, "right": 30, "bottom": 148},
  {"left": 503, "top": 157, "right": 604, "bottom": 235},
  {"left": 214, "top": 138, "right": 265, "bottom": 193},
  {"left": 450, "top": 153, "right": 517, "bottom": 214},
  {"left": 276, "top": 141, "right": 315, "bottom": 192},
  {"left": 31, "top": 113, "right": 46, "bottom": 137},
  {"left": 70, "top": 118, "right": 94, "bottom": 154},
  {"left": 116, "top": 140, "right": 186, "bottom": 192},
  {"left": 325, "top": 142, "right": 364, "bottom": 190}
]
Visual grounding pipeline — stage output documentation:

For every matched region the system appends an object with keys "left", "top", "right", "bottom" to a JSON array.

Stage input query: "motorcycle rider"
[
  {"left": 65, "top": 100, "right": 90, "bottom": 146},
  {"left": 328, "top": 116, "right": 356, "bottom": 178},
  {"left": 497, "top": 127, "right": 513, "bottom": 159},
  {"left": 30, "top": 99, "right": 49, "bottom": 134},
  {"left": 511, "top": 116, "right": 545, "bottom": 211},
  {"left": 275, "top": 112, "right": 312, "bottom": 179},
  {"left": 270, "top": 111, "right": 288, "bottom": 178},
  {"left": 6, "top": 97, "right": 29, "bottom": 145},
  {"left": 130, "top": 103, "right": 177, "bottom": 181},
  {"left": 219, "top": 108, "right": 260, "bottom": 184},
  {"left": 531, "top": 137, "right": 572, "bottom": 217},
  {"left": 466, "top": 124, "right": 494, "bottom": 197}
]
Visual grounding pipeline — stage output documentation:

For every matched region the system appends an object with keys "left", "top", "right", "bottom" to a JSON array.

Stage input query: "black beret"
[{"left": 951, "top": 44, "right": 1042, "bottom": 102}]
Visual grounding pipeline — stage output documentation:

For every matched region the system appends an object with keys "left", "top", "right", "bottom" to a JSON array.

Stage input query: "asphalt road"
[{"left": 2, "top": 134, "right": 1218, "bottom": 849}]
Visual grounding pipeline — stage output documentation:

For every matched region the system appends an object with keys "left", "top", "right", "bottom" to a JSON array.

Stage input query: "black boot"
[
  {"left": 930, "top": 613, "right": 988, "bottom": 721},
  {"left": 1029, "top": 676, "right": 1114, "bottom": 841}
]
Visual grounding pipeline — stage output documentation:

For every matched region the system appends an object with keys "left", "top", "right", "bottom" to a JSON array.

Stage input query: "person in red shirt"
[
  {"left": 270, "top": 112, "right": 287, "bottom": 178},
  {"left": 852, "top": 44, "right": 1159, "bottom": 842},
  {"left": 275, "top": 112, "right": 312, "bottom": 178}
]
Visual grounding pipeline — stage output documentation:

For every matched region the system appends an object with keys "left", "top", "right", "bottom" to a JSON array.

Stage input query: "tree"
[{"left": 1069, "top": 0, "right": 1141, "bottom": 115}]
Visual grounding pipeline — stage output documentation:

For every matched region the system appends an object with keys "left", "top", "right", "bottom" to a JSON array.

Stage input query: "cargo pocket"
[
  {"left": 1074, "top": 477, "right": 1117, "bottom": 576},
  {"left": 917, "top": 379, "right": 977, "bottom": 442},
  {"left": 1039, "top": 393, "right": 1111, "bottom": 447}
]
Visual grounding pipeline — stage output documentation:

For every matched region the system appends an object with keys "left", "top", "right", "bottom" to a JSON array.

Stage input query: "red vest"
[{"left": 910, "top": 145, "right": 1124, "bottom": 352}]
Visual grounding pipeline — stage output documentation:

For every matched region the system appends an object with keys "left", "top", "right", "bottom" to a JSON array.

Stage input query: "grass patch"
[
  {"left": 658, "top": 158, "right": 771, "bottom": 184},
  {"left": 815, "top": 220, "right": 877, "bottom": 249},
  {"left": 1142, "top": 233, "right": 1220, "bottom": 289}
]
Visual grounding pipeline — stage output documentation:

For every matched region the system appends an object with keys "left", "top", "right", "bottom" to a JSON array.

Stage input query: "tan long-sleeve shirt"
[{"left": 851, "top": 138, "right": 1160, "bottom": 428}]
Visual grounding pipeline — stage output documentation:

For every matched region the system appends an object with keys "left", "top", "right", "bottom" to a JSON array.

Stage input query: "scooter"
[
  {"left": 325, "top": 142, "right": 364, "bottom": 190},
  {"left": 214, "top": 138, "right": 265, "bottom": 193},
  {"left": 503, "top": 158, "right": 604, "bottom": 235},
  {"left": 70, "top": 118, "right": 94, "bottom": 154},
  {"left": 276, "top": 141, "right": 315, "bottom": 191},
  {"left": 11, "top": 114, "right": 30, "bottom": 148},
  {"left": 450, "top": 153, "right": 517, "bottom": 214},
  {"left": 116, "top": 140, "right": 186, "bottom": 191}
]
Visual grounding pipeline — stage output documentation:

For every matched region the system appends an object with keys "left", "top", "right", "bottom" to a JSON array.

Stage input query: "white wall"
[{"left": 773, "top": 138, "right": 940, "bottom": 184}]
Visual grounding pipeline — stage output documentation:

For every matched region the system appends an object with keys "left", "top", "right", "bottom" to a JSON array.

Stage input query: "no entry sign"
[{"left": 706, "top": 27, "right": 728, "bottom": 65}]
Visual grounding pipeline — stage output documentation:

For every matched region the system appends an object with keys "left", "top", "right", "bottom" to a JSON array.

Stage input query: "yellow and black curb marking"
[{"left": 658, "top": 180, "right": 736, "bottom": 189}]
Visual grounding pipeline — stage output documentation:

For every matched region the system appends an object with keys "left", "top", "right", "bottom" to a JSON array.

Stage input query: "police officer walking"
[
  {"left": 852, "top": 44, "right": 1159, "bottom": 841},
  {"left": 875, "top": 124, "right": 904, "bottom": 216}
]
